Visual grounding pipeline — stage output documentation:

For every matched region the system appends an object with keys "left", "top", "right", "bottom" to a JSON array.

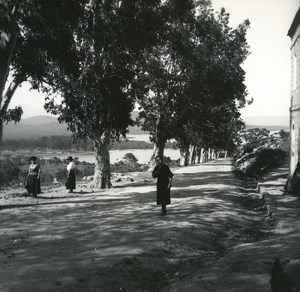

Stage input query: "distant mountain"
[
  {"left": 242, "top": 115, "right": 289, "bottom": 127},
  {"left": 3, "top": 116, "right": 70, "bottom": 139},
  {"left": 20, "top": 115, "right": 59, "bottom": 125},
  {"left": 245, "top": 125, "right": 289, "bottom": 131},
  {"left": 243, "top": 115, "right": 289, "bottom": 131},
  {"left": 3, "top": 113, "right": 289, "bottom": 140},
  {"left": 3, "top": 112, "right": 146, "bottom": 140}
]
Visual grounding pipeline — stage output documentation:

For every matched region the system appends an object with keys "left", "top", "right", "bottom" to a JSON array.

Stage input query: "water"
[
  {"left": 43, "top": 148, "right": 180, "bottom": 164},
  {"left": 1, "top": 134, "right": 180, "bottom": 164}
]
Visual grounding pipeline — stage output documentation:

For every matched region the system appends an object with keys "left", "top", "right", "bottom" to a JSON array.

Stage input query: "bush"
[
  {"left": 123, "top": 153, "right": 138, "bottom": 163},
  {"left": 79, "top": 164, "right": 94, "bottom": 177},
  {"left": 0, "top": 159, "right": 21, "bottom": 186},
  {"left": 55, "top": 168, "right": 67, "bottom": 182},
  {"left": 111, "top": 153, "right": 148, "bottom": 173},
  {"left": 40, "top": 173, "right": 54, "bottom": 184},
  {"left": 244, "top": 148, "right": 286, "bottom": 177},
  {"left": 234, "top": 128, "right": 289, "bottom": 177}
]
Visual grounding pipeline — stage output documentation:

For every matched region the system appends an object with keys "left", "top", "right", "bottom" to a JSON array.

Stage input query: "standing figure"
[
  {"left": 26, "top": 156, "right": 41, "bottom": 198},
  {"left": 66, "top": 156, "right": 76, "bottom": 193},
  {"left": 152, "top": 156, "right": 173, "bottom": 215}
]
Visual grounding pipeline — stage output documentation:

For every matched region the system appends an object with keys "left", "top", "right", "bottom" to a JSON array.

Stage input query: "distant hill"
[
  {"left": 3, "top": 116, "right": 70, "bottom": 139},
  {"left": 3, "top": 112, "right": 146, "bottom": 140},
  {"left": 3, "top": 113, "right": 289, "bottom": 140},
  {"left": 242, "top": 115, "right": 289, "bottom": 127},
  {"left": 245, "top": 125, "right": 289, "bottom": 131},
  {"left": 243, "top": 115, "right": 289, "bottom": 131}
]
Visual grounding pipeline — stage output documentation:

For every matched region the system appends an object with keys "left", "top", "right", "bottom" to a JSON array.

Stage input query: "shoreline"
[{"left": 1, "top": 148, "right": 181, "bottom": 164}]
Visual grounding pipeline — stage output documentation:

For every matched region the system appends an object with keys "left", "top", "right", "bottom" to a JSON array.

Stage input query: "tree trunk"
[
  {"left": 0, "top": 17, "right": 20, "bottom": 145},
  {"left": 190, "top": 145, "right": 197, "bottom": 165},
  {"left": 211, "top": 149, "right": 215, "bottom": 160},
  {"left": 203, "top": 148, "right": 208, "bottom": 162},
  {"left": 199, "top": 148, "right": 204, "bottom": 163},
  {"left": 0, "top": 21, "right": 19, "bottom": 105},
  {"left": 195, "top": 147, "right": 201, "bottom": 164},
  {"left": 92, "top": 130, "right": 111, "bottom": 189},
  {"left": 149, "top": 116, "right": 166, "bottom": 169},
  {"left": 0, "top": 121, "right": 3, "bottom": 145},
  {"left": 180, "top": 144, "right": 189, "bottom": 166},
  {"left": 207, "top": 148, "right": 211, "bottom": 160},
  {"left": 150, "top": 139, "right": 166, "bottom": 169},
  {"left": 0, "top": 77, "right": 24, "bottom": 144}
]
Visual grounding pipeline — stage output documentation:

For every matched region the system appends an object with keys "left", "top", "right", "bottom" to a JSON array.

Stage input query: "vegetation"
[
  {"left": 0, "top": 136, "right": 156, "bottom": 151},
  {"left": 42, "top": 1, "right": 169, "bottom": 188},
  {"left": 1, "top": 135, "right": 177, "bottom": 151},
  {"left": 233, "top": 128, "right": 289, "bottom": 178},
  {"left": 0, "top": 155, "right": 94, "bottom": 187},
  {"left": 1, "top": 0, "right": 251, "bottom": 188},
  {"left": 137, "top": 3, "right": 250, "bottom": 166},
  {"left": 1, "top": 151, "right": 178, "bottom": 187},
  {"left": 0, "top": 0, "right": 86, "bottom": 143}
]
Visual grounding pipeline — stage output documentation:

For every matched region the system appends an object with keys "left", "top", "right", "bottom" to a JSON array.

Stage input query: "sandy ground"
[{"left": 0, "top": 158, "right": 299, "bottom": 292}]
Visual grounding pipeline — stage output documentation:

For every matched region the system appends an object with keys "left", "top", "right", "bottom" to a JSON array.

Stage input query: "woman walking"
[
  {"left": 152, "top": 156, "right": 173, "bottom": 215},
  {"left": 66, "top": 156, "right": 76, "bottom": 193},
  {"left": 26, "top": 156, "right": 41, "bottom": 198}
]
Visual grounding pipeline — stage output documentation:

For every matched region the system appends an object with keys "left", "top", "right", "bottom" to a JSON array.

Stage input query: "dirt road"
[{"left": 0, "top": 158, "right": 271, "bottom": 291}]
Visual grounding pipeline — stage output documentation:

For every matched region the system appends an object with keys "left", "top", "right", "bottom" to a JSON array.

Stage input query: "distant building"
[{"left": 288, "top": 7, "right": 300, "bottom": 176}]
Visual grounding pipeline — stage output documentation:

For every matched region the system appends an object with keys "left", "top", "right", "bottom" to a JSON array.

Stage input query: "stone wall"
[{"left": 289, "top": 9, "right": 300, "bottom": 176}]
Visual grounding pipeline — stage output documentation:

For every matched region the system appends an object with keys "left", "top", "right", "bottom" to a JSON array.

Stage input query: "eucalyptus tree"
[
  {"left": 142, "top": 2, "right": 251, "bottom": 165},
  {"left": 136, "top": 0, "right": 196, "bottom": 165},
  {"left": 44, "top": 0, "right": 165, "bottom": 188},
  {"left": 0, "top": 0, "right": 86, "bottom": 143},
  {"left": 176, "top": 6, "right": 250, "bottom": 163}
]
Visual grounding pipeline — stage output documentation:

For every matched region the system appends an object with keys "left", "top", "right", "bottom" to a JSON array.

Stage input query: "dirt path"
[{"left": 0, "top": 158, "right": 269, "bottom": 292}]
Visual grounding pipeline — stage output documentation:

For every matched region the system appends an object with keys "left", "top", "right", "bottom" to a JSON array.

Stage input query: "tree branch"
[{"left": 1, "top": 76, "right": 23, "bottom": 115}]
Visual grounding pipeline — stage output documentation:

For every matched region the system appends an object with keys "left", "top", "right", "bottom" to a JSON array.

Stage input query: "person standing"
[
  {"left": 152, "top": 156, "right": 173, "bottom": 215},
  {"left": 26, "top": 156, "right": 41, "bottom": 198},
  {"left": 66, "top": 156, "right": 76, "bottom": 193}
]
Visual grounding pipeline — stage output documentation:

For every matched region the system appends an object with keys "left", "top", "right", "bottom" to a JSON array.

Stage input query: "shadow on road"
[{"left": 0, "top": 159, "right": 271, "bottom": 292}]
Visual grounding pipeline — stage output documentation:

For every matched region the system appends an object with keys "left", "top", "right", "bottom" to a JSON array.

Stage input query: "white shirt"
[{"left": 67, "top": 161, "right": 75, "bottom": 172}]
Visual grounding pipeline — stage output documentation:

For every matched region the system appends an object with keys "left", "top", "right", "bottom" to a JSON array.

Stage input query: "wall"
[{"left": 289, "top": 11, "right": 300, "bottom": 176}]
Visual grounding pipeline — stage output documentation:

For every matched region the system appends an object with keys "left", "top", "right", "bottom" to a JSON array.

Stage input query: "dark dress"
[
  {"left": 66, "top": 162, "right": 76, "bottom": 190},
  {"left": 26, "top": 163, "right": 41, "bottom": 196},
  {"left": 152, "top": 163, "right": 173, "bottom": 205}
]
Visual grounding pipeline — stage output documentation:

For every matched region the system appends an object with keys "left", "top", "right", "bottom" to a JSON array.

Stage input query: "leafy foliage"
[
  {"left": 137, "top": 1, "right": 250, "bottom": 158},
  {"left": 1, "top": 136, "right": 155, "bottom": 151},
  {"left": 234, "top": 128, "right": 289, "bottom": 177},
  {"left": 0, "top": 158, "right": 21, "bottom": 187},
  {"left": 0, "top": 0, "right": 87, "bottom": 142},
  {"left": 43, "top": 1, "right": 165, "bottom": 142}
]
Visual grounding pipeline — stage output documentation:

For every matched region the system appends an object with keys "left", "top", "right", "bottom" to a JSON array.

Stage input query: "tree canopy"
[
  {"left": 0, "top": 0, "right": 86, "bottom": 142},
  {"left": 136, "top": 1, "right": 250, "bottom": 163},
  {"left": 43, "top": 0, "right": 168, "bottom": 187},
  {"left": 1, "top": 0, "right": 252, "bottom": 187}
]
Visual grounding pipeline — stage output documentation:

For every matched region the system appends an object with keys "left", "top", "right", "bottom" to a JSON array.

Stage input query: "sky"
[{"left": 8, "top": 0, "right": 300, "bottom": 119}]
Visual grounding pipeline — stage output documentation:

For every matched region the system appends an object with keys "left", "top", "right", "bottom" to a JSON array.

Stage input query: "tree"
[
  {"left": 44, "top": 0, "right": 166, "bottom": 188},
  {"left": 137, "top": 1, "right": 250, "bottom": 166},
  {"left": 0, "top": 0, "right": 86, "bottom": 143},
  {"left": 136, "top": 0, "right": 196, "bottom": 165}
]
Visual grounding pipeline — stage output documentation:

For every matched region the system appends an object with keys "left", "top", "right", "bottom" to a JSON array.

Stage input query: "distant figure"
[
  {"left": 152, "top": 155, "right": 173, "bottom": 215},
  {"left": 26, "top": 156, "right": 41, "bottom": 198},
  {"left": 66, "top": 156, "right": 76, "bottom": 193}
]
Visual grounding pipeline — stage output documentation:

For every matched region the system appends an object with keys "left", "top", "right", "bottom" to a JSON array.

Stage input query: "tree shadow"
[{"left": 0, "top": 162, "right": 272, "bottom": 292}]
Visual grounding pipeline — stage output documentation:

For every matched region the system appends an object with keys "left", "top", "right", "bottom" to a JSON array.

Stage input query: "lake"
[
  {"left": 42, "top": 148, "right": 180, "bottom": 164},
  {"left": 0, "top": 135, "right": 180, "bottom": 164}
]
